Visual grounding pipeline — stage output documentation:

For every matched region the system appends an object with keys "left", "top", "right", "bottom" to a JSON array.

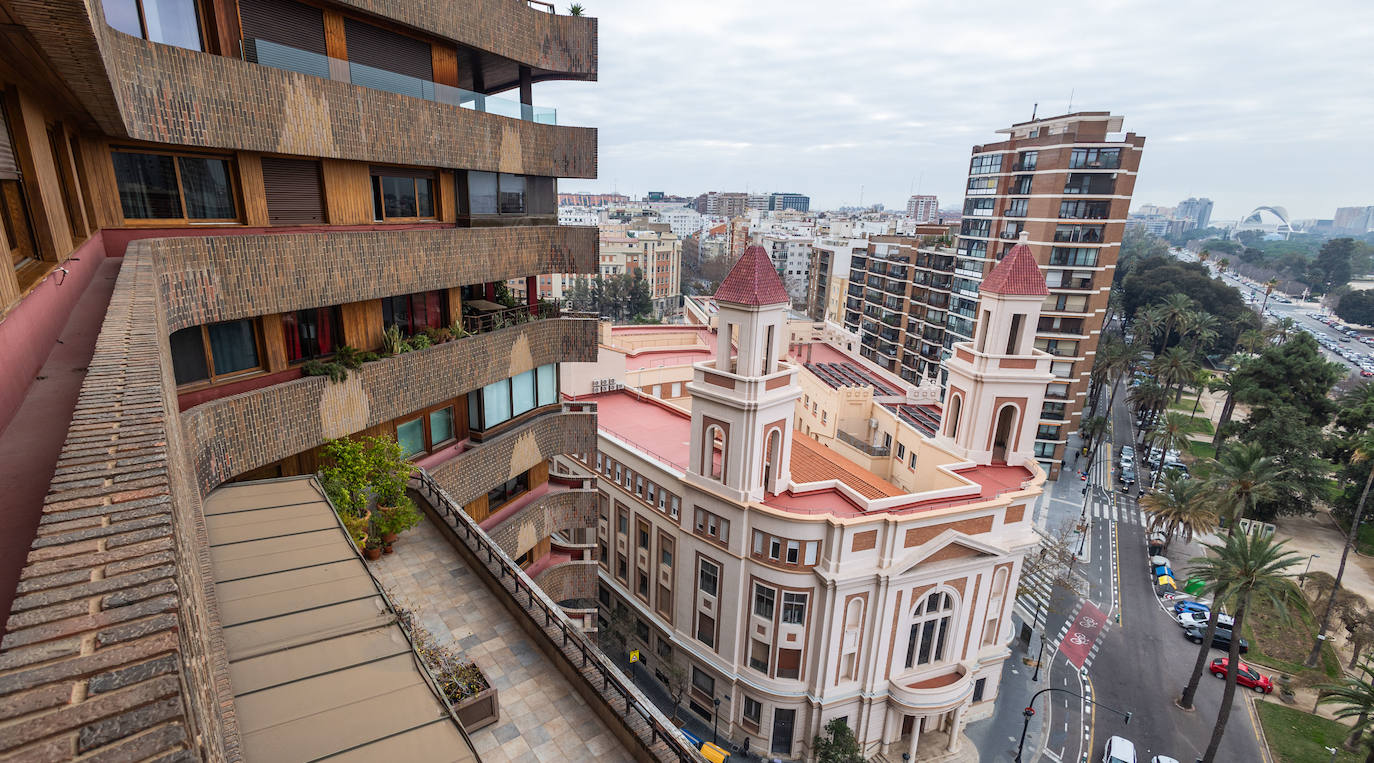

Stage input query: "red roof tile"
[
  {"left": 714, "top": 246, "right": 790, "bottom": 306},
  {"left": 788, "top": 435, "right": 903, "bottom": 499},
  {"left": 980, "top": 241, "right": 1049, "bottom": 297}
]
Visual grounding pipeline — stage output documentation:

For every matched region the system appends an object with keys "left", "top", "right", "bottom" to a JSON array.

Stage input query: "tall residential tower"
[{"left": 957, "top": 112, "right": 1145, "bottom": 475}]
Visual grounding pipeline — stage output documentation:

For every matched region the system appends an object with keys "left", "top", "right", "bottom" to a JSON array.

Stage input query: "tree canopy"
[
  {"left": 1120, "top": 256, "right": 1257, "bottom": 351},
  {"left": 565, "top": 272, "right": 655, "bottom": 321},
  {"left": 1337, "top": 290, "right": 1374, "bottom": 327}
]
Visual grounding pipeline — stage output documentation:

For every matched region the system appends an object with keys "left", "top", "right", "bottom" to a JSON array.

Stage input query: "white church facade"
[{"left": 565, "top": 242, "right": 1052, "bottom": 760}]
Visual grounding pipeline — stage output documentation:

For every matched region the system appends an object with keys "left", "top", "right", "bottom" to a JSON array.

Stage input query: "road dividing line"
[{"left": 1110, "top": 521, "right": 1122, "bottom": 626}]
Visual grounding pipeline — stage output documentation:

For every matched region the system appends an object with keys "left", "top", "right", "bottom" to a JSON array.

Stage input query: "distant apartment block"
[
  {"left": 695, "top": 191, "right": 750, "bottom": 216},
  {"left": 907, "top": 194, "right": 940, "bottom": 223},
  {"left": 560, "top": 191, "right": 632, "bottom": 206},
  {"left": 758, "top": 233, "right": 814, "bottom": 304},
  {"left": 1175, "top": 197, "right": 1214, "bottom": 230},
  {"left": 809, "top": 237, "right": 867, "bottom": 321},
  {"left": 958, "top": 112, "right": 1145, "bottom": 476},
  {"left": 1335, "top": 206, "right": 1374, "bottom": 234}
]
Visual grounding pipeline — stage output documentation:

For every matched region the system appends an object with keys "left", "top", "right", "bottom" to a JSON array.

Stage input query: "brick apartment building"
[
  {"left": 956, "top": 112, "right": 1144, "bottom": 475},
  {"left": 0, "top": 2, "right": 703, "bottom": 760}
]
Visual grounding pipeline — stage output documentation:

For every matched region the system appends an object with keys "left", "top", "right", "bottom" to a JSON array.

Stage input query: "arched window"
[
  {"left": 705, "top": 425, "right": 727, "bottom": 481},
  {"left": 983, "top": 568, "right": 1009, "bottom": 646},
  {"left": 945, "top": 395, "right": 963, "bottom": 440},
  {"left": 762, "top": 428, "right": 782, "bottom": 491},
  {"left": 992, "top": 404, "right": 1017, "bottom": 461},
  {"left": 904, "top": 591, "right": 955, "bottom": 668}
]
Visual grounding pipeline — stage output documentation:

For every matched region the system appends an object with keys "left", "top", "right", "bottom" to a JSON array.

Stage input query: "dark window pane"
[
  {"left": 112, "top": 152, "right": 181, "bottom": 219},
  {"left": 206, "top": 320, "right": 259, "bottom": 375},
  {"left": 381, "top": 176, "right": 416, "bottom": 218},
  {"left": 178, "top": 157, "right": 235, "bottom": 219},
  {"left": 498, "top": 173, "right": 525, "bottom": 214},
  {"left": 415, "top": 178, "right": 434, "bottom": 218},
  {"left": 103, "top": 0, "right": 144, "bottom": 37},
  {"left": 169, "top": 327, "right": 208, "bottom": 385},
  {"left": 371, "top": 176, "right": 384, "bottom": 220},
  {"left": 142, "top": 0, "right": 203, "bottom": 50},
  {"left": 468, "top": 171, "right": 497, "bottom": 214}
]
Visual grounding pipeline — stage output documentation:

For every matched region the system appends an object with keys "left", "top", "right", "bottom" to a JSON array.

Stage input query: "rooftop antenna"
[
  {"left": 1031, "top": 102, "right": 1038, "bottom": 120},
  {"left": 1067, "top": 88, "right": 1075, "bottom": 112}
]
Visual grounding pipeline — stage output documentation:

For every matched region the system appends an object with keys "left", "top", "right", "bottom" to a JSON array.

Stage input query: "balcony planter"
[
  {"left": 395, "top": 605, "right": 499, "bottom": 731},
  {"left": 453, "top": 686, "right": 500, "bottom": 731}
]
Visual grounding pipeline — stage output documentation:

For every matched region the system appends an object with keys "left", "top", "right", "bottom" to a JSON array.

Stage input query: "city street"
[{"left": 973, "top": 383, "right": 1270, "bottom": 762}]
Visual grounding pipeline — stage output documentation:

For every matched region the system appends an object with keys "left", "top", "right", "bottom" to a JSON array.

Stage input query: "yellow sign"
[{"left": 629, "top": 649, "right": 640, "bottom": 663}]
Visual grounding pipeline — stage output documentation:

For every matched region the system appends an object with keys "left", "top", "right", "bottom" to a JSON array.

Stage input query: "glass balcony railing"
[{"left": 242, "top": 38, "right": 557, "bottom": 124}]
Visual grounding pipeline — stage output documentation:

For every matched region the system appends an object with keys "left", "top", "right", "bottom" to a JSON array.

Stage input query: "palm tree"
[
  {"left": 1103, "top": 341, "right": 1144, "bottom": 425},
  {"left": 1308, "top": 430, "right": 1374, "bottom": 667},
  {"left": 1141, "top": 472, "right": 1217, "bottom": 554},
  {"left": 1272, "top": 317, "right": 1297, "bottom": 344},
  {"left": 1205, "top": 441, "right": 1285, "bottom": 532},
  {"left": 1190, "top": 531, "right": 1305, "bottom": 762},
  {"left": 1183, "top": 311, "right": 1221, "bottom": 356},
  {"left": 1130, "top": 379, "right": 1169, "bottom": 442},
  {"left": 1260, "top": 278, "right": 1279, "bottom": 314},
  {"left": 1237, "top": 328, "right": 1266, "bottom": 354},
  {"left": 1317, "top": 656, "right": 1374, "bottom": 758},
  {"left": 1147, "top": 411, "right": 1194, "bottom": 487},
  {"left": 1217, "top": 257, "right": 1231, "bottom": 277},
  {"left": 1190, "top": 369, "right": 1216, "bottom": 419},
  {"left": 1152, "top": 345, "right": 1200, "bottom": 402},
  {"left": 1159, "top": 293, "right": 1196, "bottom": 348},
  {"left": 1080, "top": 415, "right": 1108, "bottom": 474}
]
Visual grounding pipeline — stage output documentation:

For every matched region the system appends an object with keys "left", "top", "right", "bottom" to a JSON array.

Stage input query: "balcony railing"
[
  {"left": 410, "top": 469, "right": 698, "bottom": 762},
  {"left": 242, "top": 38, "right": 557, "bottom": 124},
  {"left": 462, "top": 299, "right": 564, "bottom": 334},
  {"left": 836, "top": 428, "right": 890, "bottom": 457}
]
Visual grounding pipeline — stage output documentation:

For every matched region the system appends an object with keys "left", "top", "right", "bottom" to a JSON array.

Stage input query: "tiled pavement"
[{"left": 370, "top": 520, "right": 635, "bottom": 762}]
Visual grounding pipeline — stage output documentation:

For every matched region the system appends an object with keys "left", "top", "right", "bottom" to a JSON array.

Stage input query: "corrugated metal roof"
[{"left": 205, "top": 478, "right": 476, "bottom": 763}]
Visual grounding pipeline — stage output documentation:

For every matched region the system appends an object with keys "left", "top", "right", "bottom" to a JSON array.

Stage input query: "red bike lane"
[{"left": 1060, "top": 600, "right": 1108, "bottom": 669}]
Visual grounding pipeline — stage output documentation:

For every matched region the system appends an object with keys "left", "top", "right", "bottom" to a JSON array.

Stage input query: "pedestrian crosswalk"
[
  {"left": 1090, "top": 500, "right": 1150, "bottom": 527},
  {"left": 1015, "top": 563, "right": 1055, "bottom": 631}
]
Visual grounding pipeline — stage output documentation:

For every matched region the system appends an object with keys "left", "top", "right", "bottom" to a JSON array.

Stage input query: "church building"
[{"left": 566, "top": 242, "right": 1052, "bottom": 760}]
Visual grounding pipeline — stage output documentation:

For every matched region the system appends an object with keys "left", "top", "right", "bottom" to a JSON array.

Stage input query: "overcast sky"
[{"left": 541, "top": 0, "right": 1374, "bottom": 221}]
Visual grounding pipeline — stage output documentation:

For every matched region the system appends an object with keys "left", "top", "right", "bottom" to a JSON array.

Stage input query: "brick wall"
[
  {"left": 431, "top": 410, "right": 597, "bottom": 507},
  {"left": 145, "top": 225, "right": 596, "bottom": 331},
  {"left": 484, "top": 489, "right": 598, "bottom": 558},
  {"left": 99, "top": 32, "right": 596, "bottom": 178},
  {"left": 533, "top": 559, "right": 598, "bottom": 603},
  {"left": 181, "top": 317, "right": 598, "bottom": 491},
  {"left": 0, "top": 257, "right": 235, "bottom": 762}
]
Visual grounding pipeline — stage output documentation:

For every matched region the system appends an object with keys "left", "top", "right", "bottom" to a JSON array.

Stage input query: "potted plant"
[
  {"left": 319, "top": 439, "right": 372, "bottom": 519},
  {"left": 363, "top": 535, "right": 383, "bottom": 561},
  {"left": 366, "top": 436, "right": 413, "bottom": 513},
  {"left": 382, "top": 324, "right": 408, "bottom": 356},
  {"left": 340, "top": 511, "right": 369, "bottom": 552},
  {"left": 373, "top": 497, "right": 422, "bottom": 549},
  {"left": 395, "top": 606, "right": 499, "bottom": 729}
]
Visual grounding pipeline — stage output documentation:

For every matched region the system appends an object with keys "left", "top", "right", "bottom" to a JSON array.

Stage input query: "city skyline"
[{"left": 543, "top": 0, "right": 1373, "bottom": 221}]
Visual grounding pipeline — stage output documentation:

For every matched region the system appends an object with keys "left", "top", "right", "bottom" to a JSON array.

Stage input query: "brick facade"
[
  {"left": 533, "top": 559, "right": 598, "bottom": 603},
  {"left": 484, "top": 489, "right": 598, "bottom": 558},
  {"left": 146, "top": 225, "right": 596, "bottom": 330},
  {"left": 430, "top": 409, "right": 598, "bottom": 507}
]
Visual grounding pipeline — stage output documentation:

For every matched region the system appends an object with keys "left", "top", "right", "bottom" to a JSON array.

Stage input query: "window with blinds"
[
  {"left": 238, "top": 0, "right": 328, "bottom": 79},
  {"left": 260, "top": 157, "right": 324, "bottom": 225},
  {"left": 345, "top": 18, "right": 433, "bottom": 95}
]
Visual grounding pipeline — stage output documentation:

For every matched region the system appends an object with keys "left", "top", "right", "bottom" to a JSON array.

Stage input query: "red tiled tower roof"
[
  {"left": 714, "top": 246, "right": 790, "bottom": 306},
  {"left": 980, "top": 240, "right": 1049, "bottom": 297}
]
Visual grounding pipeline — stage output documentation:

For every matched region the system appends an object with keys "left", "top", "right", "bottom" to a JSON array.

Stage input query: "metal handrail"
[
  {"left": 410, "top": 468, "right": 704, "bottom": 763},
  {"left": 462, "top": 300, "right": 562, "bottom": 335}
]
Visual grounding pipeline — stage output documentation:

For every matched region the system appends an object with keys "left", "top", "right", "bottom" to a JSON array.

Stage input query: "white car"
[
  {"left": 1151, "top": 756, "right": 1181, "bottom": 763},
  {"left": 1178, "top": 610, "right": 1234, "bottom": 630},
  {"left": 1103, "top": 736, "right": 1137, "bottom": 763}
]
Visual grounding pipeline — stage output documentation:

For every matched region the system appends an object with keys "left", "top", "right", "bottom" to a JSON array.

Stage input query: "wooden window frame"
[
  {"left": 393, "top": 400, "right": 461, "bottom": 457},
  {"left": 171, "top": 319, "right": 265, "bottom": 390},
  {"left": 370, "top": 166, "right": 438, "bottom": 222},
  {"left": 110, "top": 146, "right": 241, "bottom": 226},
  {"left": 282, "top": 304, "right": 344, "bottom": 365}
]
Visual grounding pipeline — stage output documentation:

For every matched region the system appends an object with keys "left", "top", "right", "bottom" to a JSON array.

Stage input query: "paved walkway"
[{"left": 370, "top": 520, "right": 634, "bottom": 762}]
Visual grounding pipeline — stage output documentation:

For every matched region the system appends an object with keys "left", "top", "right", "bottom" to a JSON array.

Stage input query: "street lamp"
[
  {"left": 1301, "top": 553, "right": 1319, "bottom": 584},
  {"left": 1016, "top": 688, "right": 1131, "bottom": 763},
  {"left": 712, "top": 697, "right": 721, "bottom": 745}
]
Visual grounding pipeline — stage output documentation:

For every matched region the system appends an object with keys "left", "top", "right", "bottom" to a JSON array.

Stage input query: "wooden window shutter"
[
  {"left": 261, "top": 157, "right": 325, "bottom": 225},
  {"left": 239, "top": 0, "right": 327, "bottom": 55},
  {"left": 344, "top": 18, "right": 433, "bottom": 81},
  {"left": 0, "top": 103, "right": 19, "bottom": 181}
]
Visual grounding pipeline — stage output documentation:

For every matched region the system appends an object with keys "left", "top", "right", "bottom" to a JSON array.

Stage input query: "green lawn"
[
  {"left": 1241, "top": 594, "right": 1342, "bottom": 684},
  {"left": 1256, "top": 702, "right": 1363, "bottom": 763},
  {"left": 1188, "top": 441, "right": 1217, "bottom": 460}
]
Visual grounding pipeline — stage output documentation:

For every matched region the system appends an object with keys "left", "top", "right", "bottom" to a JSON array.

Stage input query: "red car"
[{"left": 1209, "top": 658, "right": 1272, "bottom": 693}]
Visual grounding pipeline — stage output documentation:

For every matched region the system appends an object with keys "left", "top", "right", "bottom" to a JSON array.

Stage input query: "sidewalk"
[{"left": 966, "top": 614, "right": 1043, "bottom": 761}]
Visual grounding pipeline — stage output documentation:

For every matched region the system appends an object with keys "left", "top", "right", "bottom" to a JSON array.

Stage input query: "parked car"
[
  {"left": 1102, "top": 736, "right": 1137, "bottom": 763},
  {"left": 1178, "top": 610, "right": 1234, "bottom": 630},
  {"left": 1173, "top": 600, "right": 1210, "bottom": 617},
  {"left": 1150, "top": 756, "right": 1181, "bottom": 763},
  {"left": 1209, "top": 658, "right": 1273, "bottom": 693},
  {"left": 1119, "top": 445, "right": 1135, "bottom": 464},
  {"left": 1185, "top": 625, "right": 1248, "bottom": 653}
]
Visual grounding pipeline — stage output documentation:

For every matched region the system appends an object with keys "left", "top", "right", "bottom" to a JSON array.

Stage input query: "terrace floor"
[{"left": 370, "top": 519, "right": 634, "bottom": 762}]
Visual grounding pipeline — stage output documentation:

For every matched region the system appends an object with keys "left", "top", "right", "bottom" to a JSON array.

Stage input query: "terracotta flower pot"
[
  {"left": 364, "top": 546, "right": 382, "bottom": 561},
  {"left": 383, "top": 543, "right": 394, "bottom": 555},
  {"left": 382, "top": 532, "right": 399, "bottom": 544}
]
